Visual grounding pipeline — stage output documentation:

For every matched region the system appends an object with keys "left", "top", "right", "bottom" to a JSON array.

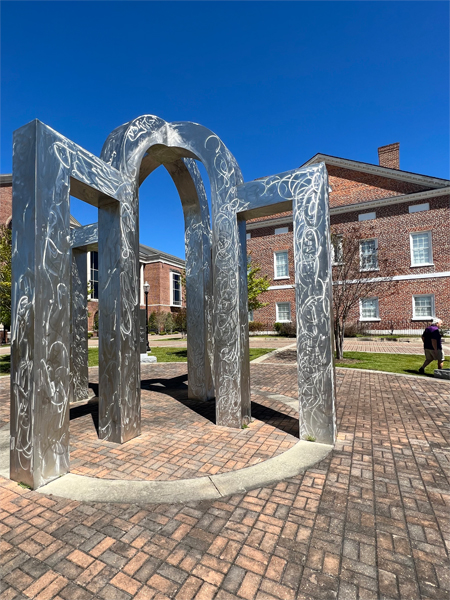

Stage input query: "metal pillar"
[
  {"left": 10, "top": 121, "right": 71, "bottom": 488},
  {"left": 97, "top": 188, "right": 141, "bottom": 443},
  {"left": 236, "top": 163, "right": 336, "bottom": 444},
  {"left": 293, "top": 164, "right": 335, "bottom": 444}
]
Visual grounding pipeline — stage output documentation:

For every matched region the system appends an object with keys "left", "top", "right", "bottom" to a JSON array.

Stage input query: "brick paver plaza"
[{"left": 1, "top": 363, "right": 449, "bottom": 600}]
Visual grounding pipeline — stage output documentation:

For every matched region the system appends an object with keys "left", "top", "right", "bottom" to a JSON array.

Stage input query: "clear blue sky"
[{"left": 2, "top": 1, "right": 448, "bottom": 259}]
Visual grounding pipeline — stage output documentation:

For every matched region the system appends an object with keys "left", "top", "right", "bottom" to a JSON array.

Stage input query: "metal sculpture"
[{"left": 10, "top": 116, "right": 335, "bottom": 490}]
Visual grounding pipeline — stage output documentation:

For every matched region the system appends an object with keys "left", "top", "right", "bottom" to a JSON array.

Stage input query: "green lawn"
[
  {"left": 2, "top": 349, "right": 448, "bottom": 377},
  {"left": 0, "top": 347, "right": 274, "bottom": 375},
  {"left": 0, "top": 355, "right": 10, "bottom": 376},
  {"left": 336, "top": 351, "right": 450, "bottom": 377}
]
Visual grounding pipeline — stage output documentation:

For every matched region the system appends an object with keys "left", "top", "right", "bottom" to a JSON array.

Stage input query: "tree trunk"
[{"left": 335, "top": 322, "right": 344, "bottom": 360}]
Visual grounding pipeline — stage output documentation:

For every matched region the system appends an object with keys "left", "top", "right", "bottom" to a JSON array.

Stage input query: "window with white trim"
[
  {"left": 171, "top": 272, "right": 182, "bottom": 306},
  {"left": 410, "top": 231, "right": 433, "bottom": 266},
  {"left": 90, "top": 251, "right": 99, "bottom": 299},
  {"left": 248, "top": 310, "right": 254, "bottom": 322},
  {"left": 246, "top": 232, "right": 251, "bottom": 240},
  {"left": 409, "top": 203, "right": 429, "bottom": 213},
  {"left": 276, "top": 302, "right": 291, "bottom": 322},
  {"left": 359, "top": 239, "right": 378, "bottom": 271},
  {"left": 331, "top": 235, "right": 343, "bottom": 265},
  {"left": 413, "top": 294, "right": 434, "bottom": 319},
  {"left": 275, "top": 226, "right": 289, "bottom": 235},
  {"left": 360, "top": 297, "right": 379, "bottom": 321},
  {"left": 274, "top": 251, "right": 289, "bottom": 278}
]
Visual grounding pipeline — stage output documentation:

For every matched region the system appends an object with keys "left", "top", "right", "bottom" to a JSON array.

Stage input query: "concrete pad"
[
  {"left": 37, "top": 473, "right": 221, "bottom": 504},
  {"left": 0, "top": 422, "right": 332, "bottom": 503},
  {"left": 34, "top": 440, "right": 331, "bottom": 503}
]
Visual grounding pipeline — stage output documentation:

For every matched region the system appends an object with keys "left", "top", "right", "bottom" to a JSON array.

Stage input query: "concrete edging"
[{"left": 0, "top": 428, "right": 332, "bottom": 504}]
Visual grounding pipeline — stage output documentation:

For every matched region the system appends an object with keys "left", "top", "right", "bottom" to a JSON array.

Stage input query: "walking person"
[{"left": 419, "top": 318, "right": 444, "bottom": 374}]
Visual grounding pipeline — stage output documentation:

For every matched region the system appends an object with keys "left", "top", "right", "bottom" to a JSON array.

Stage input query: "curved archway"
[{"left": 99, "top": 116, "right": 251, "bottom": 432}]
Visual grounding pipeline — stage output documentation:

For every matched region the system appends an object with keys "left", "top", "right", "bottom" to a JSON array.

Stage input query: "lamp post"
[{"left": 144, "top": 281, "right": 150, "bottom": 351}]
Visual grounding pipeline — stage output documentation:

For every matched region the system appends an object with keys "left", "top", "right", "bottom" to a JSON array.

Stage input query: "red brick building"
[
  {"left": 0, "top": 175, "right": 185, "bottom": 334},
  {"left": 247, "top": 144, "right": 450, "bottom": 333}
]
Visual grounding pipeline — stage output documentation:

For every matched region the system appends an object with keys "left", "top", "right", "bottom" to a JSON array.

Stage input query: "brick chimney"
[{"left": 378, "top": 143, "right": 400, "bottom": 170}]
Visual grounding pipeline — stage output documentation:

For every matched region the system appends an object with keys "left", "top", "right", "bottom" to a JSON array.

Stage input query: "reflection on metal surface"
[
  {"left": 11, "top": 115, "right": 335, "bottom": 490},
  {"left": 71, "top": 250, "right": 89, "bottom": 403}
]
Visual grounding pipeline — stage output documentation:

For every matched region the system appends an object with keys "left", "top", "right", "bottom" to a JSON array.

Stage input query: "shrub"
[
  {"left": 274, "top": 322, "right": 282, "bottom": 333},
  {"left": 343, "top": 322, "right": 359, "bottom": 338},
  {"left": 279, "top": 322, "right": 296, "bottom": 337},
  {"left": 248, "top": 321, "right": 265, "bottom": 332}
]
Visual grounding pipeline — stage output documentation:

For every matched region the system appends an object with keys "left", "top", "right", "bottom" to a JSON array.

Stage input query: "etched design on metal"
[
  {"left": 11, "top": 115, "right": 335, "bottom": 490},
  {"left": 236, "top": 164, "right": 336, "bottom": 444}
]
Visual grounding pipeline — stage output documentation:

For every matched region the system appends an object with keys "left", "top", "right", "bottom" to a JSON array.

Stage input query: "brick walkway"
[
  {"left": 68, "top": 365, "right": 298, "bottom": 481},
  {"left": 1, "top": 365, "right": 449, "bottom": 600}
]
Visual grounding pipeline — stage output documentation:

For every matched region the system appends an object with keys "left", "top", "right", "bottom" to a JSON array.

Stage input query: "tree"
[
  {"left": 0, "top": 225, "right": 12, "bottom": 342},
  {"left": 148, "top": 311, "right": 158, "bottom": 333},
  {"left": 164, "top": 312, "right": 174, "bottom": 334},
  {"left": 331, "top": 225, "right": 397, "bottom": 359},
  {"left": 247, "top": 255, "right": 270, "bottom": 313},
  {"left": 174, "top": 308, "right": 187, "bottom": 338},
  {"left": 154, "top": 310, "right": 167, "bottom": 335}
]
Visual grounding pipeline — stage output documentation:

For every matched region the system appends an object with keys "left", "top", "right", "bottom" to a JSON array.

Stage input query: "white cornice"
[
  {"left": 302, "top": 154, "right": 450, "bottom": 189},
  {"left": 247, "top": 216, "right": 292, "bottom": 230},
  {"left": 246, "top": 187, "right": 450, "bottom": 230},
  {"left": 330, "top": 187, "right": 450, "bottom": 216},
  {"left": 268, "top": 284, "right": 295, "bottom": 290}
]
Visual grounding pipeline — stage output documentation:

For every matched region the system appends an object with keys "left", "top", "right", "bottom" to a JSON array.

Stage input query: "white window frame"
[
  {"left": 140, "top": 263, "right": 144, "bottom": 306},
  {"left": 409, "top": 203, "right": 429, "bottom": 214},
  {"left": 359, "top": 297, "right": 380, "bottom": 322},
  {"left": 274, "top": 251, "right": 289, "bottom": 280},
  {"left": 412, "top": 294, "right": 435, "bottom": 320},
  {"left": 88, "top": 251, "right": 99, "bottom": 302},
  {"left": 359, "top": 238, "right": 379, "bottom": 272},
  {"left": 276, "top": 302, "right": 291, "bottom": 323},
  {"left": 331, "top": 235, "right": 344, "bottom": 265},
  {"left": 248, "top": 310, "right": 254, "bottom": 322},
  {"left": 170, "top": 271, "right": 182, "bottom": 307},
  {"left": 410, "top": 231, "right": 433, "bottom": 267},
  {"left": 358, "top": 212, "right": 376, "bottom": 221},
  {"left": 246, "top": 232, "right": 251, "bottom": 240},
  {"left": 274, "top": 226, "right": 289, "bottom": 235}
]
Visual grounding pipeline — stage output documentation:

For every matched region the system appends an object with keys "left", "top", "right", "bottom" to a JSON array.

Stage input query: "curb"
[{"left": 0, "top": 431, "right": 332, "bottom": 504}]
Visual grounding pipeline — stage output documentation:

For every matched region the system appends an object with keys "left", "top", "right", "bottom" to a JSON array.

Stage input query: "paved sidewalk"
[
  {"left": 1, "top": 365, "right": 449, "bottom": 599},
  {"left": 343, "top": 339, "right": 450, "bottom": 355}
]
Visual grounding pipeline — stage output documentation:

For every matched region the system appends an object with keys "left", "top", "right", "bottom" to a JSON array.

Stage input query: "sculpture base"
[
  {"left": 434, "top": 368, "right": 450, "bottom": 380},
  {"left": 141, "top": 354, "right": 157, "bottom": 363}
]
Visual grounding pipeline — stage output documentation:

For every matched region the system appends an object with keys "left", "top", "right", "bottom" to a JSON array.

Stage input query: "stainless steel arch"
[{"left": 101, "top": 116, "right": 250, "bottom": 428}]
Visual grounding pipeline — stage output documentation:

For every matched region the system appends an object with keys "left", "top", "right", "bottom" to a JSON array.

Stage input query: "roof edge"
[{"left": 301, "top": 154, "right": 450, "bottom": 189}]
